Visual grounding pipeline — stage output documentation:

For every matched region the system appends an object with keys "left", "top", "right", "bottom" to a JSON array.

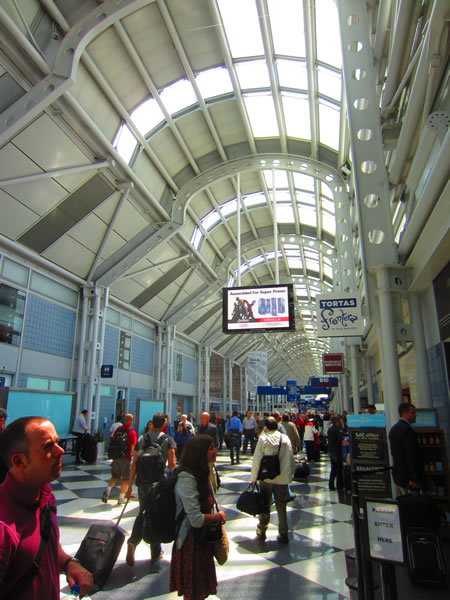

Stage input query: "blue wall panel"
[
  {"left": 183, "top": 356, "right": 196, "bottom": 384},
  {"left": 103, "top": 325, "right": 119, "bottom": 367},
  {"left": 131, "top": 336, "right": 154, "bottom": 374},
  {"left": 23, "top": 295, "right": 76, "bottom": 358}
]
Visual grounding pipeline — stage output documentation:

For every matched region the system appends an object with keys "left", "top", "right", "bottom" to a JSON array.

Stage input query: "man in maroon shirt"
[
  {"left": 102, "top": 413, "right": 137, "bottom": 505},
  {"left": 0, "top": 416, "right": 93, "bottom": 598}
]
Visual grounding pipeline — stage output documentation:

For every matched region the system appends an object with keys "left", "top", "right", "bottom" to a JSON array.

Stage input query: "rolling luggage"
[
  {"left": 81, "top": 433, "right": 97, "bottom": 464},
  {"left": 75, "top": 499, "right": 128, "bottom": 588},
  {"left": 293, "top": 461, "right": 310, "bottom": 481},
  {"left": 405, "top": 529, "right": 446, "bottom": 586}
]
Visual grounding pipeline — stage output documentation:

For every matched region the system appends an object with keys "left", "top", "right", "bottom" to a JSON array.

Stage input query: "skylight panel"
[
  {"left": 319, "top": 99, "right": 340, "bottom": 150},
  {"left": 277, "top": 59, "right": 308, "bottom": 89},
  {"left": 220, "top": 198, "right": 237, "bottom": 217},
  {"left": 131, "top": 98, "right": 165, "bottom": 136},
  {"left": 276, "top": 203, "right": 295, "bottom": 223},
  {"left": 298, "top": 207, "right": 317, "bottom": 227},
  {"left": 196, "top": 66, "right": 233, "bottom": 98},
  {"left": 244, "top": 93, "right": 279, "bottom": 137},
  {"left": 218, "top": 0, "right": 264, "bottom": 58},
  {"left": 288, "top": 257, "right": 303, "bottom": 269},
  {"left": 160, "top": 79, "right": 197, "bottom": 115},
  {"left": 322, "top": 198, "right": 335, "bottom": 214},
  {"left": 268, "top": 0, "right": 306, "bottom": 57},
  {"left": 235, "top": 60, "right": 270, "bottom": 89},
  {"left": 248, "top": 255, "right": 265, "bottom": 267},
  {"left": 282, "top": 92, "right": 310, "bottom": 139},
  {"left": 283, "top": 244, "right": 300, "bottom": 250},
  {"left": 113, "top": 124, "right": 137, "bottom": 164},
  {"left": 244, "top": 192, "right": 266, "bottom": 207},
  {"left": 202, "top": 210, "right": 221, "bottom": 230},
  {"left": 315, "top": 0, "right": 342, "bottom": 68},
  {"left": 321, "top": 181, "right": 333, "bottom": 199},
  {"left": 293, "top": 173, "right": 315, "bottom": 192},
  {"left": 190, "top": 226, "right": 202, "bottom": 250},
  {"left": 324, "top": 263, "right": 334, "bottom": 278},
  {"left": 263, "top": 169, "right": 289, "bottom": 189},
  {"left": 285, "top": 250, "right": 301, "bottom": 257},
  {"left": 317, "top": 66, "right": 342, "bottom": 101},
  {"left": 296, "top": 191, "right": 315, "bottom": 206},
  {"left": 322, "top": 213, "right": 336, "bottom": 235}
]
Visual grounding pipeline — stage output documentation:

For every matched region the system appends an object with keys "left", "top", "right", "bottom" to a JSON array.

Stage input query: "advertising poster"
[{"left": 316, "top": 292, "right": 363, "bottom": 337}]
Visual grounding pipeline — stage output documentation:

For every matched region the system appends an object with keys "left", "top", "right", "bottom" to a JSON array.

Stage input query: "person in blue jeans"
[{"left": 225, "top": 410, "right": 242, "bottom": 465}]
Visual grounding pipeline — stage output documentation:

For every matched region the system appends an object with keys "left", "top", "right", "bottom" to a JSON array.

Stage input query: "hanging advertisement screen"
[{"left": 222, "top": 284, "right": 295, "bottom": 334}]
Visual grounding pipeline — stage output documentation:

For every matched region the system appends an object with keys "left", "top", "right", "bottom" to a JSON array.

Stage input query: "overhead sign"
[
  {"left": 316, "top": 292, "right": 363, "bottom": 337},
  {"left": 100, "top": 365, "right": 114, "bottom": 378},
  {"left": 322, "top": 353, "right": 344, "bottom": 374},
  {"left": 286, "top": 380, "right": 297, "bottom": 402},
  {"left": 310, "top": 377, "right": 338, "bottom": 387}
]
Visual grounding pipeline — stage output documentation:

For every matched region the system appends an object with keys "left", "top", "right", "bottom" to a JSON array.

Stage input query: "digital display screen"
[{"left": 222, "top": 284, "right": 295, "bottom": 334}]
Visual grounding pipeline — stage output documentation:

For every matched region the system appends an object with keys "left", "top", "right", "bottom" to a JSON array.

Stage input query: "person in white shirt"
[
  {"left": 242, "top": 410, "right": 257, "bottom": 454},
  {"left": 109, "top": 416, "right": 123, "bottom": 438},
  {"left": 181, "top": 414, "right": 195, "bottom": 436},
  {"left": 251, "top": 417, "right": 295, "bottom": 544},
  {"left": 72, "top": 409, "right": 89, "bottom": 465}
]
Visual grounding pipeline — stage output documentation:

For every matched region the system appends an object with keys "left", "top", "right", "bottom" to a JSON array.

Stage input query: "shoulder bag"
[{"left": 257, "top": 436, "right": 282, "bottom": 480}]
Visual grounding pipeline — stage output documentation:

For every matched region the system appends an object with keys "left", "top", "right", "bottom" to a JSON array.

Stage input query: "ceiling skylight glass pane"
[
  {"left": 268, "top": 0, "right": 306, "bottom": 57},
  {"left": 218, "top": 0, "right": 264, "bottom": 58},
  {"left": 276, "top": 204, "right": 294, "bottom": 223},
  {"left": 324, "top": 263, "right": 333, "bottom": 278},
  {"left": 315, "top": 0, "right": 342, "bottom": 68},
  {"left": 277, "top": 59, "right": 308, "bottom": 89},
  {"left": 190, "top": 226, "right": 202, "bottom": 249},
  {"left": 288, "top": 257, "right": 303, "bottom": 269},
  {"left": 263, "top": 169, "right": 289, "bottom": 189},
  {"left": 319, "top": 100, "right": 340, "bottom": 149},
  {"left": 202, "top": 210, "right": 221, "bottom": 230},
  {"left": 235, "top": 60, "right": 270, "bottom": 89},
  {"left": 296, "top": 191, "right": 315, "bottom": 206},
  {"left": 221, "top": 199, "right": 237, "bottom": 216},
  {"left": 196, "top": 67, "right": 233, "bottom": 98},
  {"left": 285, "top": 250, "right": 301, "bottom": 257},
  {"left": 293, "top": 173, "right": 315, "bottom": 191},
  {"left": 113, "top": 124, "right": 137, "bottom": 164},
  {"left": 298, "top": 207, "right": 316, "bottom": 227},
  {"left": 322, "top": 213, "right": 336, "bottom": 235},
  {"left": 244, "top": 93, "right": 279, "bottom": 137},
  {"left": 317, "top": 66, "right": 342, "bottom": 101},
  {"left": 321, "top": 181, "right": 333, "bottom": 198},
  {"left": 160, "top": 79, "right": 197, "bottom": 115},
  {"left": 249, "top": 255, "right": 265, "bottom": 267},
  {"left": 282, "top": 92, "right": 310, "bottom": 139},
  {"left": 131, "top": 99, "right": 165, "bottom": 136},
  {"left": 244, "top": 192, "right": 266, "bottom": 207},
  {"left": 322, "top": 198, "right": 335, "bottom": 213}
]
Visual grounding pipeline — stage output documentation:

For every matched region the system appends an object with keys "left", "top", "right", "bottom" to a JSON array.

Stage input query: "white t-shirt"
[
  {"left": 109, "top": 422, "right": 122, "bottom": 438},
  {"left": 73, "top": 414, "right": 88, "bottom": 434}
]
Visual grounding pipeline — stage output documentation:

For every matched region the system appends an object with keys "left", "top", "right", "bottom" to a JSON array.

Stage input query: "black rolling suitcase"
[
  {"left": 405, "top": 529, "right": 446, "bottom": 586},
  {"left": 81, "top": 433, "right": 98, "bottom": 464},
  {"left": 294, "top": 460, "right": 310, "bottom": 481},
  {"left": 75, "top": 499, "right": 128, "bottom": 588}
]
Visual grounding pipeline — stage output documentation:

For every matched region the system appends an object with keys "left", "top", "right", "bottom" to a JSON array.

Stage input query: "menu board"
[{"left": 349, "top": 422, "right": 391, "bottom": 499}]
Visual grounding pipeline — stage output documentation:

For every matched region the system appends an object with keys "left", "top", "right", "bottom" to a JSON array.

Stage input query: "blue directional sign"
[
  {"left": 100, "top": 365, "right": 114, "bottom": 378},
  {"left": 310, "top": 377, "right": 338, "bottom": 387},
  {"left": 0, "top": 376, "right": 5, "bottom": 387}
]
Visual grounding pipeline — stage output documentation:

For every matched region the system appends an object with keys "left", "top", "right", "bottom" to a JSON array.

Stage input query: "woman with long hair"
[{"left": 170, "top": 434, "right": 226, "bottom": 600}]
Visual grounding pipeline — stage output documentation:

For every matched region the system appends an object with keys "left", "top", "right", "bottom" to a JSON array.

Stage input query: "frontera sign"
[{"left": 316, "top": 293, "right": 363, "bottom": 337}]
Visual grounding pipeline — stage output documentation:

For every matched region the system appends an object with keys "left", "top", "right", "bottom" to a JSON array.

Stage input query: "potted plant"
[{"left": 94, "top": 428, "right": 105, "bottom": 458}]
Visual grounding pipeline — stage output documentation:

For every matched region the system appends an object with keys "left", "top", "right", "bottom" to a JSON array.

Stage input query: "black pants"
[
  {"left": 305, "top": 440, "right": 315, "bottom": 462},
  {"left": 228, "top": 431, "right": 241, "bottom": 462},
  {"left": 128, "top": 484, "right": 161, "bottom": 558},
  {"left": 72, "top": 432, "right": 84, "bottom": 463},
  {"left": 242, "top": 430, "right": 256, "bottom": 454},
  {"left": 329, "top": 454, "right": 344, "bottom": 489}
]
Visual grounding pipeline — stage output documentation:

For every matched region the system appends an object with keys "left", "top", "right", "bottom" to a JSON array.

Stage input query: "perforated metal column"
[{"left": 158, "top": 324, "right": 175, "bottom": 417}]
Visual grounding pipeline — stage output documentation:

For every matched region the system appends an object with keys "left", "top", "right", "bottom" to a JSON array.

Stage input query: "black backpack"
[
  {"left": 108, "top": 428, "right": 128, "bottom": 459},
  {"left": 142, "top": 472, "right": 183, "bottom": 544},
  {"left": 135, "top": 433, "right": 168, "bottom": 486}
]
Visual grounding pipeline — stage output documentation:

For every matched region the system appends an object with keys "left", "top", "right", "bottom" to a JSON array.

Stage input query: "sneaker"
[
  {"left": 101, "top": 490, "right": 110, "bottom": 504},
  {"left": 286, "top": 494, "right": 296, "bottom": 502},
  {"left": 277, "top": 534, "right": 289, "bottom": 544},
  {"left": 117, "top": 496, "right": 126, "bottom": 505},
  {"left": 151, "top": 551, "right": 164, "bottom": 563},
  {"left": 126, "top": 543, "right": 135, "bottom": 566}
]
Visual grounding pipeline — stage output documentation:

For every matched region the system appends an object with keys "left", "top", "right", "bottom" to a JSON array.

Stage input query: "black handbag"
[
  {"left": 194, "top": 499, "right": 223, "bottom": 543},
  {"left": 236, "top": 482, "right": 268, "bottom": 516},
  {"left": 257, "top": 437, "right": 282, "bottom": 480}
]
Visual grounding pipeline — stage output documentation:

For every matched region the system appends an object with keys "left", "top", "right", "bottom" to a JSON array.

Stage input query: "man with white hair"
[{"left": 181, "top": 414, "right": 195, "bottom": 436}]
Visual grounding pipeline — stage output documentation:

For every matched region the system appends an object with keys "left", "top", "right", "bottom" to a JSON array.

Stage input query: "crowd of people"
[{"left": 0, "top": 401, "right": 425, "bottom": 600}]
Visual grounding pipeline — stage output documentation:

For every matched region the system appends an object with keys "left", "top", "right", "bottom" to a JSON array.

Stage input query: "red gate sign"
[{"left": 322, "top": 353, "right": 344, "bottom": 374}]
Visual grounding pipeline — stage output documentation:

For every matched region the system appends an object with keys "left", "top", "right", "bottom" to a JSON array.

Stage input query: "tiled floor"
[{"left": 56, "top": 449, "right": 449, "bottom": 599}]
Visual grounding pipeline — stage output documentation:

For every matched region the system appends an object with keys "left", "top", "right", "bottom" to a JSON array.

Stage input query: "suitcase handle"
[{"left": 115, "top": 498, "right": 129, "bottom": 527}]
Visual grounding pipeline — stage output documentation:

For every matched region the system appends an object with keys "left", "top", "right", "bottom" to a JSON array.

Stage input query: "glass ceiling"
[{"left": 111, "top": 0, "right": 345, "bottom": 374}]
